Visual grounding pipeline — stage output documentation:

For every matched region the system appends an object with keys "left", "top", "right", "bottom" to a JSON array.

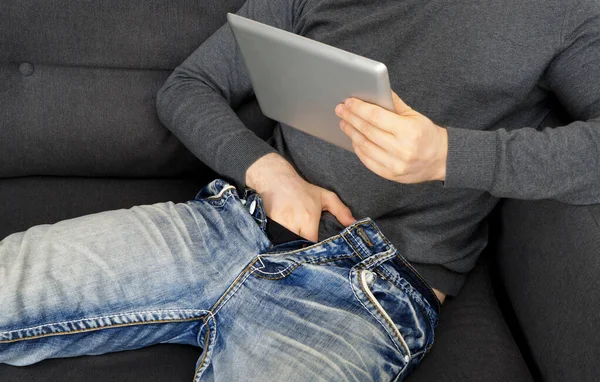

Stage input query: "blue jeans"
[{"left": 0, "top": 179, "right": 439, "bottom": 381}]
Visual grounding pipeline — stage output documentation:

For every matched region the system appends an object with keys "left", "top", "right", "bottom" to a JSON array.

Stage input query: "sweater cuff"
[
  {"left": 444, "top": 127, "right": 498, "bottom": 191},
  {"left": 218, "top": 130, "right": 278, "bottom": 190}
]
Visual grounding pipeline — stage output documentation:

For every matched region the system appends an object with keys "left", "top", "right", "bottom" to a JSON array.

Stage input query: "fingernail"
[
  {"left": 335, "top": 104, "right": 343, "bottom": 114},
  {"left": 345, "top": 99, "right": 352, "bottom": 107}
]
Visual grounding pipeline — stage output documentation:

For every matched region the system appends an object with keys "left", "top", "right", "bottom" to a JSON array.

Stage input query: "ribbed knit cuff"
[
  {"left": 217, "top": 129, "right": 278, "bottom": 191},
  {"left": 444, "top": 127, "right": 498, "bottom": 191}
]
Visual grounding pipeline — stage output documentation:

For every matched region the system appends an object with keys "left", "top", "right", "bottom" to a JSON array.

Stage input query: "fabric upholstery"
[
  {"left": 0, "top": 0, "right": 276, "bottom": 179},
  {"left": 0, "top": 63, "right": 271, "bottom": 178},
  {"left": 1, "top": 0, "right": 246, "bottom": 69},
  {"left": 0, "top": 176, "right": 212, "bottom": 238},
  {"left": 497, "top": 199, "right": 600, "bottom": 382},
  {"left": 408, "top": 255, "right": 532, "bottom": 382},
  {"left": 0, "top": 344, "right": 201, "bottom": 382}
]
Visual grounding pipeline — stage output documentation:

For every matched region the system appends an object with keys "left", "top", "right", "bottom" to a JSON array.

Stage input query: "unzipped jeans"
[{"left": 0, "top": 179, "right": 439, "bottom": 381}]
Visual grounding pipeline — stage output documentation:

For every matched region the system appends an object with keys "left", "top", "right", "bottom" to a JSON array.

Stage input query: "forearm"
[
  {"left": 157, "top": 76, "right": 276, "bottom": 188},
  {"left": 156, "top": 0, "right": 301, "bottom": 188},
  {"left": 444, "top": 118, "right": 600, "bottom": 204}
]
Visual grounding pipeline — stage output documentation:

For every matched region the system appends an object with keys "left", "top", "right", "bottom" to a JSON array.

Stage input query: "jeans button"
[{"left": 249, "top": 200, "right": 257, "bottom": 214}]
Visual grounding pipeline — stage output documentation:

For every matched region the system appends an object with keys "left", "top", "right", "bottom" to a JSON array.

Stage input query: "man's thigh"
[{"left": 0, "top": 184, "right": 271, "bottom": 365}]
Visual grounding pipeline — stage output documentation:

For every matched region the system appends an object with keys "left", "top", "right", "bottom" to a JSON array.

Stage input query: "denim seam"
[
  {"left": 203, "top": 191, "right": 235, "bottom": 208},
  {"left": 376, "top": 265, "right": 438, "bottom": 327},
  {"left": 372, "top": 267, "right": 436, "bottom": 346},
  {"left": 357, "top": 270, "right": 412, "bottom": 364},
  {"left": 361, "top": 249, "right": 396, "bottom": 270},
  {"left": 343, "top": 231, "right": 365, "bottom": 260},
  {"left": 251, "top": 256, "right": 299, "bottom": 276},
  {"left": 358, "top": 251, "right": 436, "bottom": 358},
  {"left": 194, "top": 315, "right": 216, "bottom": 381},
  {"left": 252, "top": 255, "right": 356, "bottom": 280},
  {"left": 212, "top": 268, "right": 257, "bottom": 317},
  {"left": 207, "top": 257, "right": 261, "bottom": 315},
  {"left": 349, "top": 270, "right": 410, "bottom": 374},
  {"left": 253, "top": 263, "right": 302, "bottom": 280},
  {"left": 0, "top": 309, "right": 208, "bottom": 343}
]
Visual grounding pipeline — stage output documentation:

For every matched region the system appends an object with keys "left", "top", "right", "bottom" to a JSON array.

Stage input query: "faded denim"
[{"left": 0, "top": 179, "right": 439, "bottom": 381}]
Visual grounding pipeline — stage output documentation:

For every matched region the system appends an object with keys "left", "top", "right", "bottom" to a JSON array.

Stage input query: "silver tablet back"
[{"left": 227, "top": 13, "right": 394, "bottom": 152}]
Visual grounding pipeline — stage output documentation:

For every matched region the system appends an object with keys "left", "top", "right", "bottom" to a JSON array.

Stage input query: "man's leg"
[{"left": 0, "top": 180, "right": 271, "bottom": 366}]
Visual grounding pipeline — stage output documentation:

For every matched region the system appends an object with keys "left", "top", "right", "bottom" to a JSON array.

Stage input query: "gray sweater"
[{"left": 157, "top": 0, "right": 600, "bottom": 295}]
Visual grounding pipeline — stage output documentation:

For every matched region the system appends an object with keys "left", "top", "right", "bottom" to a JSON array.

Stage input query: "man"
[{"left": 1, "top": 0, "right": 599, "bottom": 380}]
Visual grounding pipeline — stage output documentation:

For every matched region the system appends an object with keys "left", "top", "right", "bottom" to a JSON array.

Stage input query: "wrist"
[{"left": 245, "top": 153, "right": 299, "bottom": 192}]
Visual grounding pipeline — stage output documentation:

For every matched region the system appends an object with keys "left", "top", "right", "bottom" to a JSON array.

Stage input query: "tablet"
[{"left": 227, "top": 13, "right": 394, "bottom": 152}]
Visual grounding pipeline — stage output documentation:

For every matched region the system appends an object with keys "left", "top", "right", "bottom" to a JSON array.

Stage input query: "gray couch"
[{"left": 1, "top": 1, "right": 598, "bottom": 381}]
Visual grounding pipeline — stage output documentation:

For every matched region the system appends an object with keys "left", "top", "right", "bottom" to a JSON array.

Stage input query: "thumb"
[
  {"left": 392, "top": 91, "right": 412, "bottom": 115},
  {"left": 321, "top": 191, "right": 357, "bottom": 227}
]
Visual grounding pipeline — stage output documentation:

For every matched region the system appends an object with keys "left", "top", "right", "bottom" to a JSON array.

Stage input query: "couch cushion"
[
  {"left": 498, "top": 199, "right": 600, "bottom": 381},
  {"left": 0, "top": 345, "right": 201, "bottom": 382},
  {"left": 1, "top": 0, "right": 245, "bottom": 69},
  {"left": 407, "top": 256, "right": 532, "bottom": 382},
  {"left": 0, "top": 176, "right": 214, "bottom": 238},
  {"left": 0, "top": 63, "right": 272, "bottom": 178},
  {"left": 1, "top": 0, "right": 276, "bottom": 179}
]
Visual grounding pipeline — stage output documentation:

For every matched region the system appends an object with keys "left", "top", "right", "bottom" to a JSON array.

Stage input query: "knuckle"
[
  {"left": 391, "top": 161, "right": 406, "bottom": 175},
  {"left": 404, "top": 151, "right": 418, "bottom": 164},
  {"left": 361, "top": 125, "right": 373, "bottom": 140},
  {"left": 369, "top": 109, "right": 380, "bottom": 125},
  {"left": 322, "top": 190, "right": 336, "bottom": 203}
]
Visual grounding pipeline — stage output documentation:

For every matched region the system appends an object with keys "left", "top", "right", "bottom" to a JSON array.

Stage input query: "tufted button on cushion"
[{"left": 19, "top": 62, "right": 35, "bottom": 76}]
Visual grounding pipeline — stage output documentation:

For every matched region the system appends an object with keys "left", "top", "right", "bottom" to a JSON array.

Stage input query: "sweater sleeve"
[
  {"left": 156, "top": 0, "right": 303, "bottom": 188},
  {"left": 443, "top": 0, "right": 600, "bottom": 205}
]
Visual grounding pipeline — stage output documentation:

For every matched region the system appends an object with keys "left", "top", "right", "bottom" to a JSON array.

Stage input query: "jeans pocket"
[
  {"left": 350, "top": 267, "right": 412, "bottom": 364},
  {"left": 350, "top": 266, "right": 436, "bottom": 380}
]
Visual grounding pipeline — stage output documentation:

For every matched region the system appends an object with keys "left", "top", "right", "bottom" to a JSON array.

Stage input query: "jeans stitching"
[
  {"left": 194, "top": 314, "right": 216, "bottom": 380},
  {"left": 252, "top": 255, "right": 357, "bottom": 280},
  {"left": 365, "top": 220, "right": 441, "bottom": 313},
  {"left": 251, "top": 257, "right": 299, "bottom": 275},
  {"left": 253, "top": 263, "right": 303, "bottom": 280},
  {"left": 0, "top": 310, "right": 207, "bottom": 343},
  {"left": 212, "top": 269, "right": 256, "bottom": 317},
  {"left": 348, "top": 270, "right": 410, "bottom": 374},
  {"left": 0, "top": 309, "right": 207, "bottom": 337},
  {"left": 377, "top": 265, "right": 438, "bottom": 327}
]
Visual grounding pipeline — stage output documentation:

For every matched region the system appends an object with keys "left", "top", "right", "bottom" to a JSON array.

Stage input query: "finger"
[
  {"left": 340, "top": 98, "right": 398, "bottom": 134},
  {"left": 339, "top": 114, "right": 395, "bottom": 152},
  {"left": 321, "top": 191, "right": 357, "bottom": 227},
  {"left": 341, "top": 122, "right": 397, "bottom": 171},
  {"left": 391, "top": 91, "right": 413, "bottom": 115},
  {"left": 354, "top": 144, "right": 397, "bottom": 181}
]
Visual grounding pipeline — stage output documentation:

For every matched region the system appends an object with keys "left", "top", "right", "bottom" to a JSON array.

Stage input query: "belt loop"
[{"left": 355, "top": 227, "right": 373, "bottom": 247}]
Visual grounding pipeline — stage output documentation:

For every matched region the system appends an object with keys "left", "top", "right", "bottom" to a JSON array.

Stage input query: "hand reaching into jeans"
[{"left": 245, "top": 153, "right": 357, "bottom": 242}]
